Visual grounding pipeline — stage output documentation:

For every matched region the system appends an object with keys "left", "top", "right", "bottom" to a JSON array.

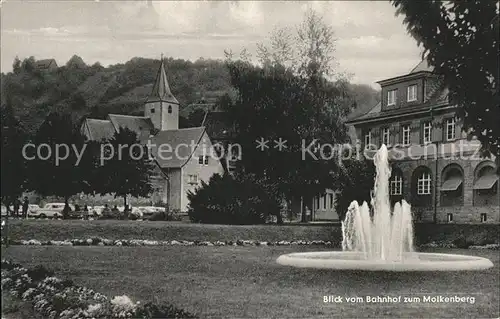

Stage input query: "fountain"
[{"left": 276, "top": 145, "right": 494, "bottom": 271}]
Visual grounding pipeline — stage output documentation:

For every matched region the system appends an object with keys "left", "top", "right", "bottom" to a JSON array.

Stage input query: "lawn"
[{"left": 2, "top": 245, "right": 499, "bottom": 318}]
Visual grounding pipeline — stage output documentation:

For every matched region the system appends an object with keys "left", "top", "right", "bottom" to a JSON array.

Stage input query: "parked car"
[
  {"left": 89, "top": 206, "right": 104, "bottom": 218},
  {"left": 29, "top": 203, "right": 75, "bottom": 219},
  {"left": 28, "top": 204, "right": 40, "bottom": 214}
]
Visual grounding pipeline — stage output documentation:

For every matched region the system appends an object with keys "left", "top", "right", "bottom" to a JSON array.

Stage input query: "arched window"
[
  {"left": 473, "top": 162, "right": 499, "bottom": 206},
  {"left": 440, "top": 164, "right": 464, "bottom": 206},
  {"left": 411, "top": 166, "right": 433, "bottom": 207},
  {"left": 168, "top": 105, "right": 172, "bottom": 114},
  {"left": 389, "top": 167, "right": 404, "bottom": 206}
]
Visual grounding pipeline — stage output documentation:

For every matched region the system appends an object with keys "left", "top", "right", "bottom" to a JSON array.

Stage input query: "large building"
[
  {"left": 82, "top": 59, "right": 225, "bottom": 211},
  {"left": 347, "top": 60, "right": 499, "bottom": 224}
]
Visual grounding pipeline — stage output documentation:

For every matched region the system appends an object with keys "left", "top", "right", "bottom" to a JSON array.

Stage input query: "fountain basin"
[{"left": 276, "top": 251, "right": 494, "bottom": 271}]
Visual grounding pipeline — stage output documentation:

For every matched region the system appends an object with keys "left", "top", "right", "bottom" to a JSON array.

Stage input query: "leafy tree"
[
  {"left": 392, "top": 0, "right": 499, "bottom": 160},
  {"left": 21, "top": 56, "right": 36, "bottom": 73},
  {"left": 0, "top": 102, "right": 28, "bottom": 211},
  {"left": 222, "top": 60, "right": 352, "bottom": 222},
  {"left": 27, "top": 112, "right": 89, "bottom": 213},
  {"left": 256, "top": 8, "right": 338, "bottom": 79},
  {"left": 12, "top": 57, "right": 21, "bottom": 74},
  {"left": 99, "top": 127, "right": 154, "bottom": 209},
  {"left": 333, "top": 159, "right": 376, "bottom": 221}
]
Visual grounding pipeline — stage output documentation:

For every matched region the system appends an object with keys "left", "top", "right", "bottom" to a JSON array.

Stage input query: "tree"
[
  {"left": 100, "top": 127, "right": 154, "bottom": 209},
  {"left": 392, "top": 0, "right": 499, "bottom": 160},
  {"left": 333, "top": 159, "right": 376, "bottom": 221},
  {"left": 222, "top": 60, "right": 352, "bottom": 222},
  {"left": 12, "top": 57, "right": 21, "bottom": 74},
  {"left": 256, "top": 8, "right": 338, "bottom": 79},
  {"left": 21, "top": 56, "right": 36, "bottom": 73},
  {"left": 27, "top": 112, "right": 88, "bottom": 213},
  {"left": 0, "top": 102, "right": 28, "bottom": 211}
]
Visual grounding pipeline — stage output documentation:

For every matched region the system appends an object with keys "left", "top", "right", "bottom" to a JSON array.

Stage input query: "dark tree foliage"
[
  {"left": 187, "top": 173, "right": 282, "bottom": 225},
  {"left": 12, "top": 57, "right": 21, "bottom": 74},
  {"left": 99, "top": 127, "right": 154, "bottom": 208},
  {"left": 333, "top": 159, "right": 376, "bottom": 221},
  {"left": 0, "top": 103, "right": 28, "bottom": 208},
  {"left": 392, "top": 0, "right": 499, "bottom": 159},
  {"left": 222, "top": 60, "right": 352, "bottom": 212},
  {"left": 27, "top": 112, "right": 89, "bottom": 211}
]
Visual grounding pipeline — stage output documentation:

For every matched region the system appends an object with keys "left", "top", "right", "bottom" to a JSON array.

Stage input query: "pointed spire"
[{"left": 147, "top": 55, "right": 179, "bottom": 104}]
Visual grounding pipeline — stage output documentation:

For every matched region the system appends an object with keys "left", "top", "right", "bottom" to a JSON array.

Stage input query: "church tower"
[{"left": 145, "top": 57, "right": 179, "bottom": 131}]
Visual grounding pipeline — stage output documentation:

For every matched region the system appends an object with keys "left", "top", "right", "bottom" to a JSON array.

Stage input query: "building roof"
[
  {"left": 34, "top": 59, "right": 57, "bottom": 69},
  {"left": 83, "top": 119, "right": 116, "bottom": 141},
  {"left": 150, "top": 127, "right": 206, "bottom": 168},
  {"left": 410, "top": 59, "right": 434, "bottom": 74},
  {"left": 147, "top": 59, "right": 179, "bottom": 104},
  {"left": 108, "top": 114, "right": 155, "bottom": 143},
  {"left": 348, "top": 78, "right": 449, "bottom": 124}
]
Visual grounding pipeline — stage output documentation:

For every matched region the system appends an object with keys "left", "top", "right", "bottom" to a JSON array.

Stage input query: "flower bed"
[
  {"left": 4, "top": 238, "right": 337, "bottom": 247},
  {"left": 1, "top": 259, "right": 196, "bottom": 319},
  {"left": 2, "top": 238, "right": 499, "bottom": 249}
]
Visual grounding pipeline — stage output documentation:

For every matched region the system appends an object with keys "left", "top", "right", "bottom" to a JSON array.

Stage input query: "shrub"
[
  {"left": 187, "top": 173, "right": 282, "bottom": 225},
  {"left": 148, "top": 209, "right": 183, "bottom": 222},
  {"left": 452, "top": 237, "right": 474, "bottom": 249}
]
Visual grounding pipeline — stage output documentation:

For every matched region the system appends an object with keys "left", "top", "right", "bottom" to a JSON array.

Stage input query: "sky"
[{"left": 0, "top": 0, "right": 424, "bottom": 87}]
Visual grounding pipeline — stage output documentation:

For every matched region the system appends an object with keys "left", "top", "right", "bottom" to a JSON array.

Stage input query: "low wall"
[{"left": 3, "top": 220, "right": 499, "bottom": 245}]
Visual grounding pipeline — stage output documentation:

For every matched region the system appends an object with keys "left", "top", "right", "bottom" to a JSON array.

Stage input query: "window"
[
  {"left": 188, "top": 174, "right": 198, "bottom": 184},
  {"left": 387, "top": 89, "right": 397, "bottom": 106},
  {"left": 402, "top": 125, "right": 410, "bottom": 146},
  {"left": 198, "top": 155, "right": 208, "bottom": 165},
  {"left": 168, "top": 105, "right": 172, "bottom": 114},
  {"left": 407, "top": 85, "right": 417, "bottom": 102},
  {"left": 447, "top": 213, "right": 453, "bottom": 223},
  {"left": 329, "top": 193, "right": 334, "bottom": 209},
  {"left": 150, "top": 108, "right": 155, "bottom": 113},
  {"left": 323, "top": 195, "right": 327, "bottom": 210},
  {"left": 364, "top": 130, "right": 372, "bottom": 148},
  {"left": 423, "top": 121, "right": 432, "bottom": 144},
  {"left": 417, "top": 172, "right": 431, "bottom": 195},
  {"left": 445, "top": 118, "right": 456, "bottom": 141},
  {"left": 481, "top": 213, "right": 487, "bottom": 223},
  {"left": 390, "top": 175, "right": 403, "bottom": 195},
  {"left": 382, "top": 127, "right": 390, "bottom": 146}
]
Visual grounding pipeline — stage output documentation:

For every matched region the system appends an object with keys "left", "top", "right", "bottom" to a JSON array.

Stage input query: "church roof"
[
  {"left": 150, "top": 127, "right": 206, "bottom": 168},
  {"left": 83, "top": 118, "right": 115, "bottom": 141},
  {"left": 147, "top": 59, "right": 179, "bottom": 105},
  {"left": 108, "top": 114, "right": 155, "bottom": 143}
]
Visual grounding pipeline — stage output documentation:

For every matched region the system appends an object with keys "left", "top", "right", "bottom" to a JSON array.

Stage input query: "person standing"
[
  {"left": 22, "top": 197, "right": 29, "bottom": 219},
  {"left": 13, "top": 198, "right": 20, "bottom": 218}
]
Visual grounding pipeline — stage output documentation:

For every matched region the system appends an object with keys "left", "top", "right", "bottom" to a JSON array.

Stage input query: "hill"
[{"left": 1, "top": 56, "right": 379, "bottom": 133}]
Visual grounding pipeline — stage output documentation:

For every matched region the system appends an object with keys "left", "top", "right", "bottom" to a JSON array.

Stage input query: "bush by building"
[{"left": 187, "top": 173, "right": 282, "bottom": 225}]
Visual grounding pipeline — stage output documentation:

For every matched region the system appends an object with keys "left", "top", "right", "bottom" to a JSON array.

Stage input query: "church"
[{"left": 81, "top": 59, "right": 225, "bottom": 211}]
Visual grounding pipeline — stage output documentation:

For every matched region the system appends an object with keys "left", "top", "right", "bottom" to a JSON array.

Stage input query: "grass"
[
  {"left": 4, "top": 220, "right": 499, "bottom": 246},
  {"left": 2, "top": 245, "right": 499, "bottom": 318},
  {"left": 3, "top": 220, "right": 339, "bottom": 242}
]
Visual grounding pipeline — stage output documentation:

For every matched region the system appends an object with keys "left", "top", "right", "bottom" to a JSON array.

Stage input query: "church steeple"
[
  {"left": 147, "top": 56, "right": 179, "bottom": 104},
  {"left": 145, "top": 55, "right": 179, "bottom": 131}
]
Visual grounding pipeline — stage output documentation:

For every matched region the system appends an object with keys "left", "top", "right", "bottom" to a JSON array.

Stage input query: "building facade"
[
  {"left": 347, "top": 60, "right": 499, "bottom": 224},
  {"left": 82, "top": 59, "right": 224, "bottom": 211}
]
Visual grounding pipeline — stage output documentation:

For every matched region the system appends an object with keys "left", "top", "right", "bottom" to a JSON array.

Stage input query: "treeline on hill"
[{"left": 1, "top": 55, "right": 379, "bottom": 134}]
